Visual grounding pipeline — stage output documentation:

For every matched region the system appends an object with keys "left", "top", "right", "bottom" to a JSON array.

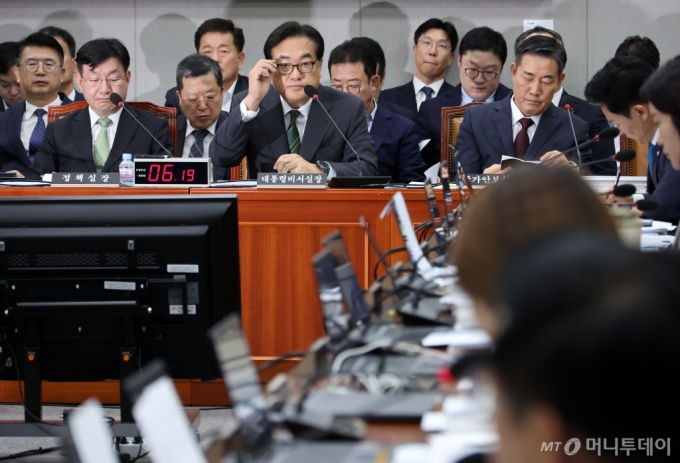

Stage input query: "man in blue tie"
[
  {"left": 0, "top": 33, "right": 68, "bottom": 176},
  {"left": 586, "top": 56, "right": 680, "bottom": 224}
]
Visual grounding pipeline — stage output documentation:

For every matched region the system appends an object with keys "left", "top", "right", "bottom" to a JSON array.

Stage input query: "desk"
[{"left": 0, "top": 186, "right": 457, "bottom": 405}]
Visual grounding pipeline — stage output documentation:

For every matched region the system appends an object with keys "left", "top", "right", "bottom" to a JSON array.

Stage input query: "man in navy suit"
[
  {"left": 380, "top": 18, "right": 457, "bottom": 115},
  {"left": 586, "top": 56, "right": 680, "bottom": 224},
  {"left": 175, "top": 54, "right": 230, "bottom": 181},
  {"left": 0, "top": 42, "right": 25, "bottom": 113},
  {"left": 456, "top": 36, "right": 589, "bottom": 174},
  {"left": 417, "top": 27, "right": 512, "bottom": 168},
  {"left": 38, "top": 26, "right": 86, "bottom": 102},
  {"left": 0, "top": 33, "right": 69, "bottom": 176},
  {"left": 328, "top": 38, "right": 425, "bottom": 183},
  {"left": 165, "top": 18, "right": 248, "bottom": 117}
]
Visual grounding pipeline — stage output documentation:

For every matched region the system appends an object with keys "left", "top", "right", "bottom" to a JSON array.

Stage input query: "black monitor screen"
[{"left": 0, "top": 195, "right": 240, "bottom": 382}]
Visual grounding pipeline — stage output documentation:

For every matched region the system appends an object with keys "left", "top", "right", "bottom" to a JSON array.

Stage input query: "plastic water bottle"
[{"left": 119, "top": 153, "right": 134, "bottom": 187}]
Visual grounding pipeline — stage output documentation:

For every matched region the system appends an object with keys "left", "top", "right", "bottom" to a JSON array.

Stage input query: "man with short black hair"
[
  {"left": 0, "top": 41, "right": 24, "bottom": 112},
  {"left": 586, "top": 56, "right": 680, "bottom": 224},
  {"left": 165, "top": 18, "right": 247, "bottom": 117},
  {"left": 38, "top": 26, "right": 85, "bottom": 101},
  {"left": 456, "top": 35, "right": 589, "bottom": 174},
  {"left": 328, "top": 38, "right": 425, "bottom": 183},
  {"left": 380, "top": 18, "right": 457, "bottom": 115},
  {"left": 175, "top": 54, "right": 230, "bottom": 181},
  {"left": 417, "top": 27, "right": 512, "bottom": 167},
  {"left": 211, "top": 21, "right": 377, "bottom": 178},
  {"left": 27, "top": 38, "right": 172, "bottom": 178},
  {"left": 615, "top": 35, "right": 660, "bottom": 70},
  {"left": 0, "top": 33, "right": 69, "bottom": 175}
]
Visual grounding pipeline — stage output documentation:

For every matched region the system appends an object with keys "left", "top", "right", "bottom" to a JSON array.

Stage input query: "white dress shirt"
[
  {"left": 413, "top": 76, "right": 445, "bottom": 111},
  {"left": 511, "top": 96, "right": 542, "bottom": 143},
  {"left": 367, "top": 99, "right": 378, "bottom": 132},
  {"left": 221, "top": 78, "right": 238, "bottom": 113},
  {"left": 68, "top": 88, "right": 76, "bottom": 101},
  {"left": 461, "top": 87, "right": 496, "bottom": 105},
  {"left": 181, "top": 119, "right": 218, "bottom": 158},
  {"left": 20, "top": 95, "right": 62, "bottom": 152},
  {"left": 89, "top": 106, "right": 122, "bottom": 152}
]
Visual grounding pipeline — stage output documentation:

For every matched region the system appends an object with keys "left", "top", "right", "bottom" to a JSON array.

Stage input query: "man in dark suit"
[
  {"left": 174, "top": 54, "right": 230, "bottom": 181},
  {"left": 27, "top": 38, "right": 172, "bottom": 179},
  {"left": 380, "top": 18, "right": 457, "bottom": 115},
  {"left": 0, "top": 33, "right": 69, "bottom": 176},
  {"left": 417, "top": 27, "right": 512, "bottom": 168},
  {"left": 165, "top": 18, "right": 248, "bottom": 117},
  {"left": 586, "top": 56, "right": 680, "bottom": 224},
  {"left": 0, "top": 41, "right": 25, "bottom": 113},
  {"left": 211, "top": 22, "right": 377, "bottom": 178},
  {"left": 456, "top": 36, "right": 589, "bottom": 174},
  {"left": 328, "top": 38, "right": 424, "bottom": 183},
  {"left": 38, "top": 26, "right": 86, "bottom": 102}
]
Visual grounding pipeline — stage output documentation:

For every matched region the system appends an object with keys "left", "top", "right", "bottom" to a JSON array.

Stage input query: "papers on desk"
[
  {"left": 211, "top": 180, "right": 257, "bottom": 187},
  {"left": 641, "top": 234, "right": 675, "bottom": 251},
  {"left": 500, "top": 155, "right": 540, "bottom": 170},
  {"left": 642, "top": 220, "right": 676, "bottom": 234},
  {"left": 421, "top": 329, "right": 492, "bottom": 349},
  {"left": 583, "top": 175, "right": 648, "bottom": 195},
  {"left": 0, "top": 180, "right": 50, "bottom": 186}
]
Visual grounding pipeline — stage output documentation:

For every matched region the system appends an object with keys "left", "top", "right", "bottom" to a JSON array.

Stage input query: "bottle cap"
[{"left": 123, "top": 153, "right": 133, "bottom": 160}]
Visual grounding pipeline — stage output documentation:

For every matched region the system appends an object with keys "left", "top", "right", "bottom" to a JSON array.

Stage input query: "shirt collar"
[
  {"left": 88, "top": 105, "right": 122, "bottom": 129},
  {"left": 186, "top": 117, "right": 218, "bottom": 138},
  {"left": 223, "top": 78, "right": 238, "bottom": 102},
  {"left": 3, "top": 100, "right": 8, "bottom": 111},
  {"left": 461, "top": 86, "right": 496, "bottom": 105},
  {"left": 24, "top": 95, "right": 63, "bottom": 118},
  {"left": 511, "top": 95, "right": 542, "bottom": 127},
  {"left": 413, "top": 76, "right": 445, "bottom": 96},
  {"left": 280, "top": 95, "right": 313, "bottom": 119},
  {"left": 551, "top": 87, "right": 565, "bottom": 108},
  {"left": 68, "top": 89, "right": 76, "bottom": 101},
  {"left": 652, "top": 128, "right": 660, "bottom": 146},
  {"left": 368, "top": 99, "right": 378, "bottom": 119}
]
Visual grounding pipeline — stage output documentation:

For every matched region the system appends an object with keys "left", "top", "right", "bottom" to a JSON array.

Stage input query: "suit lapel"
[
  {"left": 105, "top": 107, "right": 137, "bottom": 171},
  {"left": 257, "top": 87, "right": 289, "bottom": 158},
  {"left": 177, "top": 115, "right": 187, "bottom": 154},
  {"left": 492, "top": 97, "right": 515, "bottom": 156},
  {"left": 70, "top": 108, "right": 96, "bottom": 170},
  {"left": 371, "top": 105, "right": 391, "bottom": 153},
  {"left": 299, "top": 86, "right": 332, "bottom": 162},
  {"left": 401, "top": 82, "right": 418, "bottom": 114},
  {"left": 526, "top": 104, "right": 561, "bottom": 160},
  {"left": 8, "top": 102, "right": 28, "bottom": 161}
]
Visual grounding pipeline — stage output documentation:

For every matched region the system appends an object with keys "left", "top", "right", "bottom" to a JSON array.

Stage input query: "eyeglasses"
[
  {"left": 330, "top": 84, "right": 362, "bottom": 95},
  {"left": 464, "top": 68, "right": 499, "bottom": 81},
  {"left": 82, "top": 77, "right": 125, "bottom": 88},
  {"left": 417, "top": 39, "right": 451, "bottom": 52},
  {"left": 276, "top": 61, "right": 317, "bottom": 75},
  {"left": 20, "top": 59, "right": 59, "bottom": 73}
]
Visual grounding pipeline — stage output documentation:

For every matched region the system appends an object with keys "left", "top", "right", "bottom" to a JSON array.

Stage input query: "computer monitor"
[{"left": 0, "top": 195, "right": 240, "bottom": 420}]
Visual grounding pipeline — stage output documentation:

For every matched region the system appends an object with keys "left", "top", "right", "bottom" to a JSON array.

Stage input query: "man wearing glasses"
[
  {"left": 27, "top": 38, "right": 172, "bottom": 178},
  {"left": 211, "top": 21, "right": 377, "bottom": 177},
  {"left": 417, "top": 27, "right": 512, "bottom": 168},
  {"left": 0, "top": 33, "right": 69, "bottom": 176},
  {"left": 380, "top": 19, "right": 457, "bottom": 116}
]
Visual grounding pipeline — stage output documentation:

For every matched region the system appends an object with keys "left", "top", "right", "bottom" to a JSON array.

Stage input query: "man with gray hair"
[
  {"left": 456, "top": 35, "right": 590, "bottom": 174},
  {"left": 175, "top": 54, "right": 230, "bottom": 180}
]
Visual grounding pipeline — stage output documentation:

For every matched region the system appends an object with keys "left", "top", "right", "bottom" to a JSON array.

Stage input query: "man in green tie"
[{"left": 27, "top": 38, "right": 173, "bottom": 178}]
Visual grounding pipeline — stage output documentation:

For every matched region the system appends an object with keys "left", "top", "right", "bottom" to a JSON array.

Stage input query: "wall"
[{"left": 1, "top": 0, "right": 678, "bottom": 103}]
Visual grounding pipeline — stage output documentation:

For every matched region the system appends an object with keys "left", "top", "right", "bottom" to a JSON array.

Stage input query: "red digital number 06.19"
[{"left": 147, "top": 164, "right": 174, "bottom": 182}]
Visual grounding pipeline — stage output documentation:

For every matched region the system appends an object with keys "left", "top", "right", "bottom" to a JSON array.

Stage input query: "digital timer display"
[{"left": 133, "top": 159, "right": 211, "bottom": 186}]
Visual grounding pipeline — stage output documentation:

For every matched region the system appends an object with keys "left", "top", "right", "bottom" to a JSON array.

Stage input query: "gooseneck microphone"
[
  {"left": 564, "top": 104, "right": 582, "bottom": 166},
  {"left": 541, "top": 126, "right": 620, "bottom": 165},
  {"left": 612, "top": 183, "right": 636, "bottom": 197},
  {"left": 304, "top": 85, "right": 362, "bottom": 176},
  {"left": 109, "top": 93, "right": 173, "bottom": 157},
  {"left": 578, "top": 148, "right": 636, "bottom": 168}
]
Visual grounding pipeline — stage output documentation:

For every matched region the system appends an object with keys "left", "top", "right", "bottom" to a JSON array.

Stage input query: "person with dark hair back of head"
[
  {"left": 0, "top": 41, "right": 24, "bottom": 112},
  {"left": 417, "top": 27, "right": 512, "bottom": 168},
  {"left": 586, "top": 56, "right": 680, "bottom": 224},
  {"left": 380, "top": 18, "right": 457, "bottom": 115},
  {"left": 449, "top": 166, "right": 618, "bottom": 339},
  {"left": 615, "top": 35, "right": 660, "bottom": 70},
  {"left": 165, "top": 18, "right": 247, "bottom": 117},
  {"left": 0, "top": 33, "right": 68, "bottom": 176},
  {"left": 26, "top": 38, "right": 173, "bottom": 179},
  {"left": 210, "top": 21, "right": 377, "bottom": 178},
  {"left": 456, "top": 36, "right": 590, "bottom": 174},
  {"left": 328, "top": 38, "right": 425, "bottom": 183},
  {"left": 38, "top": 26, "right": 85, "bottom": 102},
  {"left": 175, "top": 54, "right": 230, "bottom": 181}
]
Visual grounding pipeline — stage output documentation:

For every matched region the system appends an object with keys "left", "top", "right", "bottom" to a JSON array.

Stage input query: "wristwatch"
[{"left": 316, "top": 160, "right": 331, "bottom": 175}]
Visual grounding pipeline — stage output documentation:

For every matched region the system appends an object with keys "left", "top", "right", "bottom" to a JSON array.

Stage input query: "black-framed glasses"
[
  {"left": 276, "top": 61, "right": 317, "bottom": 75},
  {"left": 330, "top": 84, "right": 361, "bottom": 95},
  {"left": 464, "top": 68, "right": 499, "bottom": 81},
  {"left": 82, "top": 77, "right": 125, "bottom": 88},
  {"left": 20, "top": 59, "right": 59, "bottom": 73}
]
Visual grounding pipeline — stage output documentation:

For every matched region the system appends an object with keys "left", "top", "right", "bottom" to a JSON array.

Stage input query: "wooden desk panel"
[{"left": 0, "top": 186, "right": 190, "bottom": 196}]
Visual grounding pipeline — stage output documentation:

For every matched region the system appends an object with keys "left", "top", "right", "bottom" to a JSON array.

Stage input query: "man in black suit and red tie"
[{"left": 380, "top": 18, "right": 457, "bottom": 116}]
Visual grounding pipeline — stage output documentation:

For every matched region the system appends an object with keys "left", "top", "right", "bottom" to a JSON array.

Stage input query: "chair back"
[
  {"left": 230, "top": 158, "right": 248, "bottom": 180},
  {"left": 48, "top": 101, "right": 88, "bottom": 123},
  {"left": 440, "top": 102, "right": 485, "bottom": 167}
]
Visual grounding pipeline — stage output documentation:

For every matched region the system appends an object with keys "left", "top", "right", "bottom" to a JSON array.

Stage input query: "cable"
[
  {"left": 330, "top": 339, "right": 393, "bottom": 375},
  {"left": 0, "top": 446, "right": 61, "bottom": 461},
  {"left": 130, "top": 451, "right": 149, "bottom": 462},
  {"left": 256, "top": 350, "right": 305, "bottom": 373}
]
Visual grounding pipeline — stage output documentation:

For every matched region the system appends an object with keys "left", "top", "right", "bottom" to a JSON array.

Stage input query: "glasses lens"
[
  {"left": 25, "top": 61, "right": 38, "bottom": 72},
  {"left": 43, "top": 61, "right": 56, "bottom": 72},
  {"left": 299, "top": 62, "right": 314, "bottom": 73},
  {"left": 277, "top": 63, "right": 292, "bottom": 75}
]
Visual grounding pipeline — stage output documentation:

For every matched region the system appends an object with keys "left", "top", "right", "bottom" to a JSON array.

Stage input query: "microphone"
[
  {"left": 578, "top": 149, "right": 635, "bottom": 168},
  {"left": 540, "top": 126, "right": 621, "bottom": 166},
  {"left": 304, "top": 85, "right": 362, "bottom": 176},
  {"left": 109, "top": 93, "right": 173, "bottom": 158},
  {"left": 563, "top": 104, "right": 582, "bottom": 166},
  {"left": 635, "top": 199, "right": 657, "bottom": 212},
  {"left": 612, "top": 183, "right": 636, "bottom": 197}
]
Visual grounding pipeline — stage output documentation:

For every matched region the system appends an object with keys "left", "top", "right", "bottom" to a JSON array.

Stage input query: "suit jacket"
[
  {"left": 456, "top": 94, "right": 590, "bottom": 174},
  {"left": 74, "top": 90, "right": 86, "bottom": 102},
  {"left": 177, "top": 111, "right": 230, "bottom": 181},
  {"left": 371, "top": 103, "right": 425, "bottom": 183},
  {"left": 210, "top": 85, "right": 378, "bottom": 178},
  {"left": 0, "top": 96, "right": 73, "bottom": 175},
  {"left": 380, "top": 79, "right": 455, "bottom": 116},
  {"left": 165, "top": 74, "right": 249, "bottom": 117},
  {"left": 416, "top": 82, "right": 513, "bottom": 167},
  {"left": 558, "top": 90, "right": 616, "bottom": 176},
  {"left": 378, "top": 98, "right": 414, "bottom": 121},
  {"left": 643, "top": 145, "right": 680, "bottom": 224},
  {"left": 26, "top": 105, "right": 173, "bottom": 179},
  {"left": 0, "top": 100, "right": 5, "bottom": 113}
]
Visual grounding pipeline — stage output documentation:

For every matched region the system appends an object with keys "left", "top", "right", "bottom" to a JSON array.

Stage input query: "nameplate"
[
  {"left": 465, "top": 174, "right": 508, "bottom": 187},
  {"left": 51, "top": 172, "right": 120, "bottom": 187},
  {"left": 257, "top": 172, "right": 327, "bottom": 189}
]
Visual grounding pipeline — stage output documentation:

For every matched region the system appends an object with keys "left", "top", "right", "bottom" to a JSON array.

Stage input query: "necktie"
[
  {"left": 514, "top": 117, "right": 534, "bottom": 159},
  {"left": 28, "top": 108, "right": 47, "bottom": 164},
  {"left": 93, "top": 117, "right": 112, "bottom": 173},
  {"left": 366, "top": 114, "right": 373, "bottom": 132},
  {"left": 648, "top": 143, "right": 656, "bottom": 174},
  {"left": 422, "top": 87, "right": 434, "bottom": 101},
  {"left": 190, "top": 129, "right": 210, "bottom": 158},
  {"left": 287, "top": 110, "right": 301, "bottom": 154}
]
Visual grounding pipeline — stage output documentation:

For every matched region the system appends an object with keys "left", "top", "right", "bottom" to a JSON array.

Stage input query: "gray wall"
[{"left": 1, "top": 0, "right": 679, "bottom": 104}]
